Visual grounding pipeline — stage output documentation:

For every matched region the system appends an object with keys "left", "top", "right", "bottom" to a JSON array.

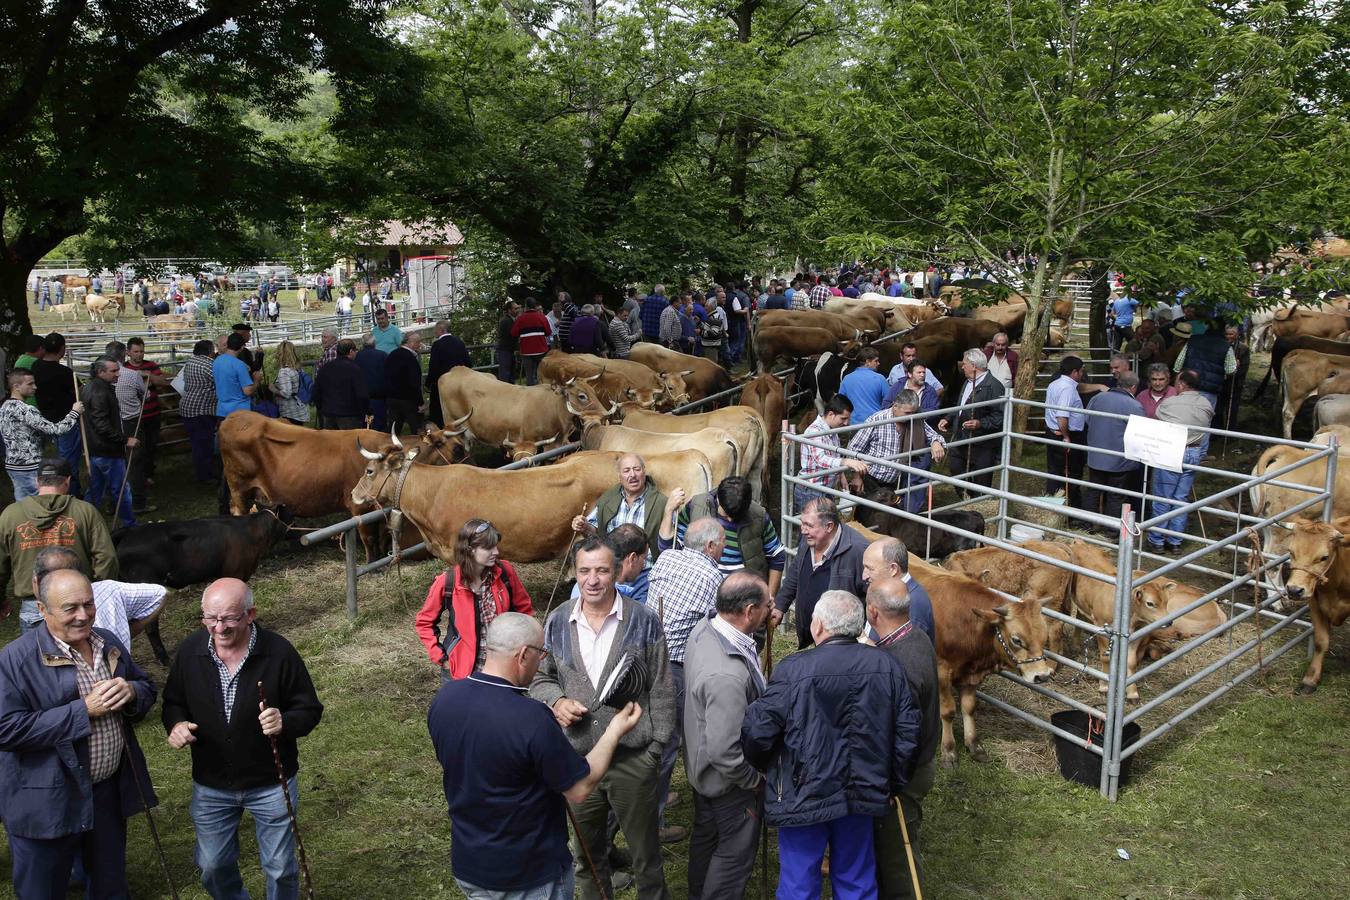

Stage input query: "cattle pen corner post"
[
  {"left": 345, "top": 524, "right": 359, "bottom": 620},
  {"left": 1100, "top": 506, "right": 1138, "bottom": 801}
]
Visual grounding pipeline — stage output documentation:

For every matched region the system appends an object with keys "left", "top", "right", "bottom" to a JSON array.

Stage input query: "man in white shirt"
[
  {"left": 1044, "top": 355, "right": 1087, "bottom": 508},
  {"left": 31, "top": 546, "right": 167, "bottom": 660}
]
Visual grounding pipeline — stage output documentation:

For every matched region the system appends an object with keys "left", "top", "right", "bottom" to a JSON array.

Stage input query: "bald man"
[
  {"left": 162, "top": 578, "right": 324, "bottom": 900},
  {"left": 865, "top": 577, "right": 940, "bottom": 900},
  {"left": 861, "top": 538, "right": 935, "bottom": 646},
  {"left": 0, "top": 569, "right": 158, "bottom": 900}
]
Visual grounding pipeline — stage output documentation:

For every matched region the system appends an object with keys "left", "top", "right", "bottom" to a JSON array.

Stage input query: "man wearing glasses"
[
  {"left": 430, "top": 612, "right": 641, "bottom": 899},
  {"left": 162, "top": 578, "right": 324, "bottom": 900}
]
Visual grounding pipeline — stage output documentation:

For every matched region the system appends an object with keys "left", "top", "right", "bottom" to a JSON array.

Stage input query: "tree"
[
  {"left": 822, "top": 0, "right": 1350, "bottom": 431},
  {"left": 0, "top": 0, "right": 401, "bottom": 354}
]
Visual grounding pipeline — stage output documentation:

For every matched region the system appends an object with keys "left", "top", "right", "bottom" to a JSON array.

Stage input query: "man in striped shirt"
[
  {"left": 795, "top": 394, "right": 867, "bottom": 513},
  {"left": 656, "top": 476, "right": 787, "bottom": 597}
]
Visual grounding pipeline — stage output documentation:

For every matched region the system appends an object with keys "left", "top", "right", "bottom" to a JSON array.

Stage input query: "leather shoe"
[{"left": 659, "top": 825, "right": 688, "bottom": 843}]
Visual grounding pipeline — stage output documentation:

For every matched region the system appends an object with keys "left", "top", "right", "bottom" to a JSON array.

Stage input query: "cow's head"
[
  {"left": 625, "top": 386, "right": 663, "bottom": 410},
  {"left": 656, "top": 371, "right": 692, "bottom": 408},
  {"left": 838, "top": 337, "right": 863, "bottom": 357},
  {"left": 1128, "top": 577, "right": 1173, "bottom": 630},
  {"left": 501, "top": 432, "right": 562, "bottom": 463},
  {"left": 416, "top": 421, "right": 464, "bottom": 464},
  {"left": 974, "top": 599, "right": 1055, "bottom": 683},
  {"left": 352, "top": 439, "right": 419, "bottom": 507},
  {"left": 1282, "top": 518, "right": 1345, "bottom": 608},
  {"left": 557, "top": 382, "right": 617, "bottom": 427}
]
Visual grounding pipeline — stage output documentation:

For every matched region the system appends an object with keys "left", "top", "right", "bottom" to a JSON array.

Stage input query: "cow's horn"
[
  {"left": 449, "top": 410, "right": 472, "bottom": 427},
  {"left": 390, "top": 430, "right": 403, "bottom": 448},
  {"left": 566, "top": 400, "right": 582, "bottom": 416},
  {"left": 356, "top": 438, "right": 382, "bottom": 460},
  {"left": 626, "top": 388, "right": 637, "bottom": 398},
  {"left": 585, "top": 373, "right": 602, "bottom": 382},
  {"left": 679, "top": 369, "right": 694, "bottom": 376},
  {"left": 539, "top": 433, "right": 561, "bottom": 446},
  {"left": 502, "top": 434, "right": 516, "bottom": 448},
  {"left": 605, "top": 400, "right": 620, "bottom": 415}
]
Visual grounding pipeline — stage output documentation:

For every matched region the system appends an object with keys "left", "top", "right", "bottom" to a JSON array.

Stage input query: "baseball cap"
[{"left": 38, "top": 458, "right": 72, "bottom": 479}]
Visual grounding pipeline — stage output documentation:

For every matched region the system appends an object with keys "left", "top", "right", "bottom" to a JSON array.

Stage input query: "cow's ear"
[
  {"left": 979, "top": 568, "right": 993, "bottom": 584},
  {"left": 972, "top": 606, "right": 1003, "bottom": 624},
  {"left": 1333, "top": 532, "right": 1347, "bottom": 547},
  {"left": 1164, "top": 581, "right": 1178, "bottom": 592}
]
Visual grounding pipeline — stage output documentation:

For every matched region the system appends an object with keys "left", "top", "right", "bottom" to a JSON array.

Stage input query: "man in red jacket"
[
  {"left": 510, "top": 297, "right": 554, "bottom": 386},
  {"left": 415, "top": 519, "right": 535, "bottom": 680}
]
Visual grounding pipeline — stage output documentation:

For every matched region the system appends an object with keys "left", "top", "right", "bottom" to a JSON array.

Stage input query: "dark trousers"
[
  {"left": 496, "top": 349, "right": 516, "bottom": 383},
  {"left": 6, "top": 775, "right": 128, "bottom": 900},
  {"left": 687, "top": 786, "right": 760, "bottom": 900},
  {"left": 522, "top": 354, "right": 544, "bottom": 386},
  {"left": 386, "top": 398, "right": 424, "bottom": 435},
  {"left": 1044, "top": 429, "right": 1086, "bottom": 507},
  {"left": 658, "top": 661, "right": 685, "bottom": 826},
  {"left": 323, "top": 414, "right": 364, "bottom": 430},
  {"left": 1081, "top": 466, "right": 1143, "bottom": 528},
  {"left": 182, "top": 415, "right": 218, "bottom": 482},
  {"left": 1216, "top": 375, "right": 1242, "bottom": 431},
  {"left": 946, "top": 434, "right": 998, "bottom": 496},
  {"left": 124, "top": 415, "right": 161, "bottom": 508},
  {"left": 570, "top": 747, "right": 669, "bottom": 900},
  {"left": 874, "top": 758, "right": 935, "bottom": 900}
]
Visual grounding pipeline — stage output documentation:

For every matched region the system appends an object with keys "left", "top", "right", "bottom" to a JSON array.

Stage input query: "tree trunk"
[
  {"left": 0, "top": 254, "right": 38, "bottom": 360},
  {"left": 1087, "top": 266, "right": 1110, "bottom": 360}
]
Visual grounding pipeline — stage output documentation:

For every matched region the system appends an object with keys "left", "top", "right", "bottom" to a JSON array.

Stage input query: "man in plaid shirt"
[
  {"left": 847, "top": 391, "right": 947, "bottom": 514},
  {"left": 796, "top": 394, "right": 867, "bottom": 513},
  {"left": 0, "top": 568, "right": 158, "bottom": 899},
  {"left": 808, "top": 277, "right": 832, "bottom": 310},
  {"left": 647, "top": 516, "right": 726, "bottom": 845}
]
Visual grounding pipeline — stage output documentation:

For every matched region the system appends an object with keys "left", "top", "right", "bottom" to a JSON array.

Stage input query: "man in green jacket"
[
  {"left": 571, "top": 452, "right": 670, "bottom": 565},
  {"left": 0, "top": 458, "right": 119, "bottom": 633}
]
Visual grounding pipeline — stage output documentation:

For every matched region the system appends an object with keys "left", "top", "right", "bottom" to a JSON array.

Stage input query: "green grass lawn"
[{"left": 1, "top": 354, "right": 1347, "bottom": 898}]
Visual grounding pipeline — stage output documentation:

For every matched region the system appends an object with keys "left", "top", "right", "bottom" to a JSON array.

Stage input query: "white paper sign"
[{"left": 1122, "top": 414, "right": 1187, "bottom": 473}]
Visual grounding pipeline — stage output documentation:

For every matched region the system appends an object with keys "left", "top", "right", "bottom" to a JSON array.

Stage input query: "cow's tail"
[{"left": 724, "top": 438, "right": 741, "bottom": 480}]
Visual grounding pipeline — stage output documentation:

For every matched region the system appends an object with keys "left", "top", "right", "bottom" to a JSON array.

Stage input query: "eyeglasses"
[
  {"left": 202, "top": 614, "right": 248, "bottom": 627},
  {"left": 525, "top": 645, "right": 549, "bottom": 658}
]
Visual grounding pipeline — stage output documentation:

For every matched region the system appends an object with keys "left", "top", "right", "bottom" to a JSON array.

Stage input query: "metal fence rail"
[{"left": 781, "top": 393, "right": 1334, "bottom": 800}]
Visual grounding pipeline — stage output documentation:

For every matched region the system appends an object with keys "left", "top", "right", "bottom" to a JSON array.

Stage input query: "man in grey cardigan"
[
  {"left": 683, "top": 572, "right": 774, "bottom": 900},
  {"left": 530, "top": 537, "right": 675, "bottom": 900}
]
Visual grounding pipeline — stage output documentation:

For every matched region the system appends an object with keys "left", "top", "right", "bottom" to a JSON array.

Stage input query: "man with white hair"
[
  {"left": 315, "top": 326, "right": 341, "bottom": 374},
  {"left": 430, "top": 612, "right": 642, "bottom": 899},
  {"left": 938, "top": 347, "right": 1006, "bottom": 496},
  {"left": 742, "top": 590, "right": 920, "bottom": 899},
  {"left": 162, "top": 578, "right": 324, "bottom": 900}
]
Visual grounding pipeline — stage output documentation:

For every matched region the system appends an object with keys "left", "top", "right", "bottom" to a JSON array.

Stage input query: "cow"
[
  {"left": 627, "top": 343, "right": 734, "bottom": 404},
  {"left": 853, "top": 507, "right": 987, "bottom": 559},
  {"left": 754, "top": 324, "right": 859, "bottom": 373},
  {"left": 437, "top": 366, "right": 614, "bottom": 460},
  {"left": 821, "top": 298, "right": 889, "bottom": 334},
  {"left": 114, "top": 505, "right": 293, "bottom": 663},
  {"left": 1315, "top": 393, "right": 1350, "bottom": 432},
  {"left": 85, "top": 295, "right": 114, "bottom": 322},
  {"left": 1064, "top": 541, "right": 1172, "bottom": 699},
  {"left": 1280, "top": 348, "right": 1350, "bottom": 438},
  {"left": 219, "top": 413, "right": 453, "bottom": 559},
  {"left": 790, "top": 351, "right": 853, "bottom": 416},
  {"left": 146, "top": 314, "right": 194, "bottom": 336},
  {"left": 1258, "top": 307, "right": 1350, "bottom": 350},
  {"left": 579, "top": 423, "right": 741, "bottom": 486},
  {"left": 350, "top": 443, "right": 711, "bottom": 564},
  {"left": 907, "top": 316, "right": 1003, "bottom": 349},
  {"left": 68, "top": 285, "right": 88, "bottom": 302},
  {"left": 827, "top": 296, "right": 939, "bottom": 331},
  {"left": 1145, "top": 579, "right": 1229, "bottom": 659},
  {"left": 620, "top": 405, "right": 769, "bottom": 500},
  {"left": 1251, "top": 334, "right": 1350, "bottom": 400},
  {"left": 1278, "top": 517, "right": 1350, "bottom": 692},
  {"left": 757, "top": 308, "right": 866, "bottom": 344},
  {"left": 50, "top": 302, "right": 80, "bottom": 321},
  {"left": 944, "top": 541, "right": 1076, "bottom": 658},
  {"left": 738, "top": 373, "right": 788, "bottom": 461},
  {"left": 538, "top": 350, "right": 668, "bottom": 410},
  {"left": 58, "top": 275, "right": 92, "bottom": 290},
  {"left": 971, "top": 298, "right": 1028, "bottom": 337}
]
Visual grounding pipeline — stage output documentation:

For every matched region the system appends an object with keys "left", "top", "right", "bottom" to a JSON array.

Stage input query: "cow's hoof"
[
  {"left": 940, "top": 752, "right": 958, "bottom": 770},
  {"left": 1296, "top": 682, "right": 1318, "bottom": 695},
  {"left": 969, "top": 746, "right": 989, "bottom": 764},
  {"left": 1126, "top": 690, "right": 1141, "bottom": 702}
]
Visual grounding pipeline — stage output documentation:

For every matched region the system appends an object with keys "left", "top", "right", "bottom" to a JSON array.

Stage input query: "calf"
[
  {"left": 1281, "top": 517, "right": 1350, "bottom": 693},
  {"left": 944, "top": 540, "right": 1075, "bottom": 663},
  {"left": 113, "top": 506, "right": 293, "bottom": 663},
  {"left": 856, "top": 507, "right": 986, "bottom": 559},
  {"left": 1065, "top": 541, "right": 1171, "bottom": 699}
]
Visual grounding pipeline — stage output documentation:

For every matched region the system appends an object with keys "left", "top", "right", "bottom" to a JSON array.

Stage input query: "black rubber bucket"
[{"left": 1050, "top": 710, "right": 1142, "bottom": 789}]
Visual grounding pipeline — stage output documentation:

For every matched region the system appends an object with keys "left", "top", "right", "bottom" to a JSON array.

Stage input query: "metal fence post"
[
  {"left": 344, "top": 528, "right": 359, "bottom": 621},
  {"left": 996, "top": 392, "right": 1013, "bottom": 540},
  {"left": 781, "top": 423, "right": 795, "bottom": 550},
  {"left": 1321, "top": 438, "right": 1339, "bottom": 522},
  {"left": 1099, "top": 504, "right": 1136, "bottom": 800}
]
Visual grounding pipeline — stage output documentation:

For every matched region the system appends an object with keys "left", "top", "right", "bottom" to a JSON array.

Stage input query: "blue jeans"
[
  {"left": 5, "top": 773, "right": 128, "bottom": 899},
  {"left": 1149, "top": 447, "right": 1203, "bottom": 548},
  {"left": 191, "top": 776, "right": 300, "bottom": 900},
  {"left": 86, "top": 455, "right": 135, "bottom": 528},
  {"left": 456, "top": 871, "right": 574, "bottom": 900},
  {"left": 777, "top": 813, "right": 878, "bottom": 900},
  {"left": 7, "top": 468, "right": 38, "bottom": 500},
  {"left": 55, "top": 428, "right": 83, "bottom": 495}
]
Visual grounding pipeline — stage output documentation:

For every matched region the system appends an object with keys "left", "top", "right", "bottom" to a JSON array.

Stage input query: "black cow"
[
  {"left": 856, "top": 507, "right": 986, "bottom": 559},
  {"left": 792, "top": 351, "right": 855, "bottom": 415},
  {"left": 114, "top": 506, "right": 293, "bottom": 663}
]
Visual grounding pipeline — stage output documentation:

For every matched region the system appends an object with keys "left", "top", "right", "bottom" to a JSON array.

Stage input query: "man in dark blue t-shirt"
[{"left": 428, "top": 612, "right": 641, "bottom": 898}]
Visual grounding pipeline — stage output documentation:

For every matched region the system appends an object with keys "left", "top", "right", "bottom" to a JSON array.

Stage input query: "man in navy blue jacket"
[
  {"left": 0, "top": 568, "right": 158, "bottom": 900},
  {"left": 742, "top": 590, "right": 920, "bottom": 900}
]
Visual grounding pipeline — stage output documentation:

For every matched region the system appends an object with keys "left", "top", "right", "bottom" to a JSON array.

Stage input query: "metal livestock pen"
[{"left": 781, "top": 393, "right": 1336, "bottom": 800}]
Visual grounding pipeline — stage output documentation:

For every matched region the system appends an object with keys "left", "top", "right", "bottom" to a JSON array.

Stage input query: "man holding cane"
[{"left": 937, "top": 349, "right": 1005, "bottom": 497}]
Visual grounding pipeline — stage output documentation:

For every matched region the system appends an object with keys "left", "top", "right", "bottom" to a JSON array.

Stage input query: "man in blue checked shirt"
[
  {"left": 1044, "top": 355, "right": 1088, "bottom": 508},
  {"left": 848, "top": 391, "right": 946, "bottom": 516}
]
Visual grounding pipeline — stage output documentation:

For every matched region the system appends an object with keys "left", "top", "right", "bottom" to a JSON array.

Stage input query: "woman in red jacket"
[{"left": 415, "top": 518, "right": 533, "bottom": 679}]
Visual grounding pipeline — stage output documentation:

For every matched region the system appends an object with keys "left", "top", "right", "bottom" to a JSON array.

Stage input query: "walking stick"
[
  {"left": 257, "top": 683, "right": 318, "bottom": 900},
  {"left": 544, "top": 505, "right": 588, "bottom": 618},
  {"left": 896, "top": 801, "right": 924, "bottom": 900},
  {"left": 566, "top": 804, "right": 609, "bottom": 900},
  {"left": 119, "top": 723, "right": 179, "bottom": 899},
  {"left": 71, "top": 367, "right": 93, "bottom": 479},
  {"left": 115, "top": 378, "right": 148, "bottom": 519}
]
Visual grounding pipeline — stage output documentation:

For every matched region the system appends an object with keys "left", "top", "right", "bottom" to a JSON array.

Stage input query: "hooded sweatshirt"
[{"left": 0, "top": 494, "right": 119, "bottom": 601}]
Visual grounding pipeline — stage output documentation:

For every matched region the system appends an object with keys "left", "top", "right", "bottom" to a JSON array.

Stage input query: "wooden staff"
[
  {"left": 896, "top": 801, "right": 924, "bottom": 900},
  {"left": 257, "top": 682, "right": 317, "bottom": 900},
  {"left": 118, "top": 721, "right": 179, "bottom": 899},
  {"left": 70, "top": 366, "right": 93, "bottom": 478}
]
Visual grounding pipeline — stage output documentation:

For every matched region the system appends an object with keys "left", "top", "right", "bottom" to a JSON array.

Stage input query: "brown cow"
[
  {"left": 219, "top": 413, "right": 454, "bottom": 559},
  {"left": 822, "top": 298, "right": 889, "bottom": 334},
  {"left": 620, "top": 406, "right": 768, "bottom": 499},
  {"left": 626, "top": 343, "right": 732, "bottom": 403},
  {"left": 944, "top": 540, "right": 1076, "bottom": 661},
  {"left": 757, "top": 308, "right": 866, "bottom": 344},
  {"left": 738, "top": 373, "right": 787, "bottom": 460},
  {"left": 58, "top": 275, "right": 92, "bottom": 289},
  {"left": 1264, "top": 308, "right": 1350, "bottom": 347},
  {"left": 1280, "top": 517, "right": 1350, "bottom": 692},
  {"left": 1065, "top": 541, "right": 1171, "bottom": 699},
  {"left": 580, "top": 424, "right": 740, "bottom": 486},
  {"left": 1280, "top": 348, "right": 1350, "bottom": 438},
  {"left": 437, "top": 366, "right": 614, "bottom": 459},
  {"left": 538, "top": 350, "right": 668, "bottom": 409},
  {"left": 754, "top": 325, "right": 859, "bottom": 372},
  {"left": 350, "top": 445, "right": 710, "bottom": 563}
]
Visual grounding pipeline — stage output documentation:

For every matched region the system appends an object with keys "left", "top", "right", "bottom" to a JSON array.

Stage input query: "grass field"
[{"left": 0, "top": 353, "right": 1347, "bottom": 899}]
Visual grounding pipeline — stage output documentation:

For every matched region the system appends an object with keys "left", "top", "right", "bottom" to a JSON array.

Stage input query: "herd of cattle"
[{"left": 90, "top": 288, "right": 1350, "bottom": 766}]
